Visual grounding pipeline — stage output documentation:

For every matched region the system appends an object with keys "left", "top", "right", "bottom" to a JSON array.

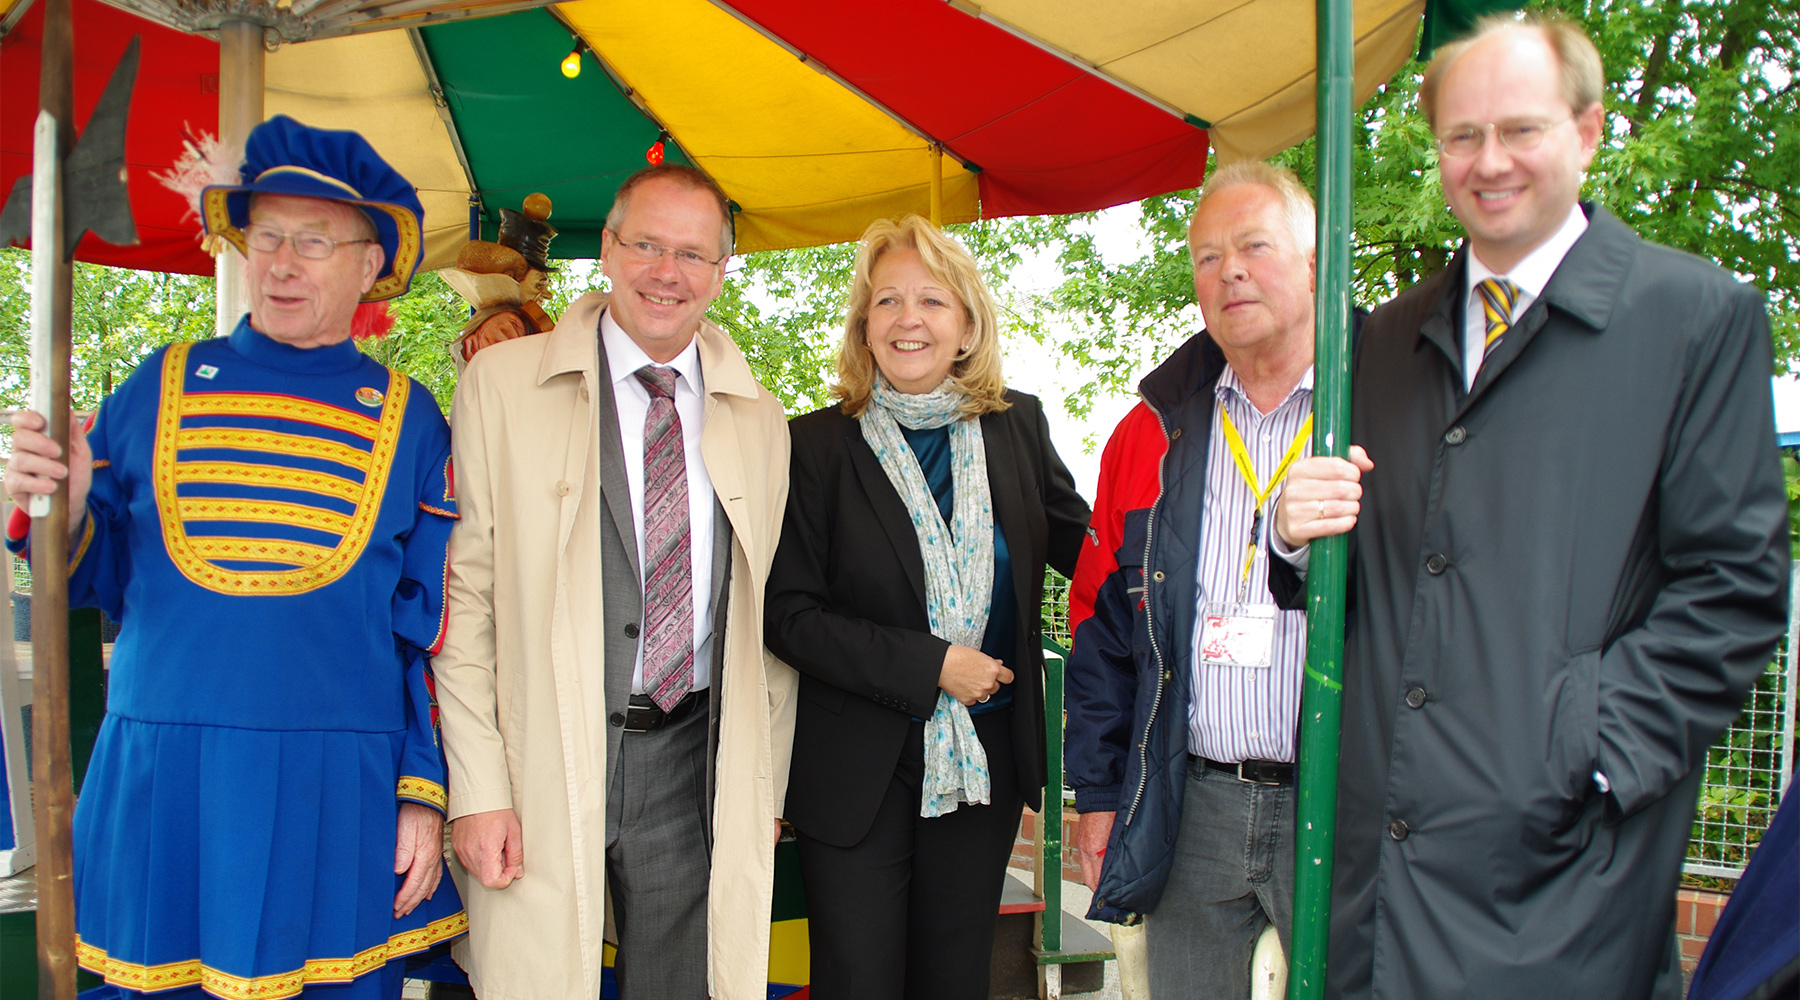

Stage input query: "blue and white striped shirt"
[{"left": 1187, "top": 364, "right": 1313, "bottom": 763}]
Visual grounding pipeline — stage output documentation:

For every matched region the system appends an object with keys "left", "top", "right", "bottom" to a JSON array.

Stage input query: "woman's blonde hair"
[{"left": 834, "top": 215, "right": 1009, "bottom": 417}]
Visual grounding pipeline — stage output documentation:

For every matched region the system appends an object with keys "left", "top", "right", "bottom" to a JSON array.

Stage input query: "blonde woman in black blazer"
[{"left": 765, "top": 215, "right": 1090, "bottom": 1000}]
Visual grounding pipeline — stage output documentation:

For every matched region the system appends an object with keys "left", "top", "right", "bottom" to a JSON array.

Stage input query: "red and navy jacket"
[
  {"left": 1065, "top": 308, "right": 1358, "bottom": 923},
  {"left": 1065, "top": 330, "right": 1231, "bottom": 922}
]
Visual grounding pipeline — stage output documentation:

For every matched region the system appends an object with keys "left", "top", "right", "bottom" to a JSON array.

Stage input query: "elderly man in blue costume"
[{"left": 3, "top": 115, "right": 466, "bottom": 1000}]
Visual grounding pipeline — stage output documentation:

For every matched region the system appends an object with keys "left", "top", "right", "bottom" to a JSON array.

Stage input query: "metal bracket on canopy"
[
  {"left": 407, "top": 26, "right": 482, "bottom": 221},
  {"left": 90, "top": 0, "right": 563, "bottom": 44},
  {"left": 0, "top": 0, "right": 37, "bottom": 38}
]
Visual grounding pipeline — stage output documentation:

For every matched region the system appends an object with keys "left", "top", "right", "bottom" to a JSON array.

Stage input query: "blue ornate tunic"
[{"left": 13, "top": 320, "right": 467, "bottom": 998}]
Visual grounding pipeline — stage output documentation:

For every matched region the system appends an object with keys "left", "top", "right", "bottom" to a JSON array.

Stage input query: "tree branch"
[{"left": 1630, "top": 13, "right": 1676, "bottom": 138}]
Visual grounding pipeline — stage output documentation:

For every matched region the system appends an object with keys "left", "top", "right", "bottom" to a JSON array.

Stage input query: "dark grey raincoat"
[{"left": 1274, "top": 204, "right": 1788, "bottom": 1000}]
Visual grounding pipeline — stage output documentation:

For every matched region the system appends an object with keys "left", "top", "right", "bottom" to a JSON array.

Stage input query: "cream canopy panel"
[
  {"left": 969, "top": 0, "right": 1426, "bottom": 163},
  {"left": 266, "top": 30, "right": 473, "bottom": 272}
]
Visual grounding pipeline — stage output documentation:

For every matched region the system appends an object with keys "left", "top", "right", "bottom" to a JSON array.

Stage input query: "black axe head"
[{"left": 0, "top": 36, "right": 141, "bottom": 257}]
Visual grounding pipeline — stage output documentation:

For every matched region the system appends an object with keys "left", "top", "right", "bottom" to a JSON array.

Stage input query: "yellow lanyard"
[{"left": 1217, "top": 403, "right": 1313, "bottom": 598}]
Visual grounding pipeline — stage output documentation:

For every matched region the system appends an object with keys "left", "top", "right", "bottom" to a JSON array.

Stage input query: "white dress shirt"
[
  {"left": 600, "top": 310, "right": 715, "bottom": 694},
  {"left": 1188, "top": 364, "right": 1314, "bottom": 762},
  {"left": 1461, "top": 202, "right": 1588, "bottom": 388}
]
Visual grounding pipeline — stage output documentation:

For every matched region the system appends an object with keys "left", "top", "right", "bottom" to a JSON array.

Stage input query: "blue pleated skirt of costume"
[{"left": 73, "top": 715, "right": 467, "bottom": 999}]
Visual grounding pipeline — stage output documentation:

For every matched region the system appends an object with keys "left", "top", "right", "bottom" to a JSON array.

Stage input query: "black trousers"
[{"left": 796, "top": 707, "right": 1024, "bottom": 1000}]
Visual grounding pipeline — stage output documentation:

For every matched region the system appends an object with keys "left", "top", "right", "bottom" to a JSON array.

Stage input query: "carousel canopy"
[{"left": 0, "top": 0, "right": 1513, "bottom": 273}]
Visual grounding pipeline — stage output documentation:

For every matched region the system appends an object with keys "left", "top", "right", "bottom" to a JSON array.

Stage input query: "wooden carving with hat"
[{"left": 444, "top": 193, "right": 560, "bottom": 364}]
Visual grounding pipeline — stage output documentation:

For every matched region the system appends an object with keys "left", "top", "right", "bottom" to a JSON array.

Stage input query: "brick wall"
[
  {"left": 1676, "top": 889, "right": 1730, "bottom": 973},
  {"left": 1012, "top": 805, "right": 1083, "bottom": 885}
]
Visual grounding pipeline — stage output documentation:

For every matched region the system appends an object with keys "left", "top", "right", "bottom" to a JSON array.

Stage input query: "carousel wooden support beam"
[
  {"left": 214, "top": 17, "right": 263, "bottom": 337},
  {"left": 28, "top": 0, "right": 77, "bottom": 995}
]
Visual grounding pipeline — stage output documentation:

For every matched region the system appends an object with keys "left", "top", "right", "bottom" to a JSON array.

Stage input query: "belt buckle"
[
  {"left": 1237, "top": 761, "right": 1281, "bottom": 786},
  {"left": 623, "top": 701, "right": 662, "bottom": 734}
]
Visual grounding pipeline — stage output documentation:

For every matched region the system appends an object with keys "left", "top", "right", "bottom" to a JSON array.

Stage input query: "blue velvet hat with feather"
[{"left": 199, "top": 115, "right": 424, "bottom": 302}]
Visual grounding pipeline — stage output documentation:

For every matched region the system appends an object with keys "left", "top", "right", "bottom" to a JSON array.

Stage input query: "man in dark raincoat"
[{"left": 1271, "top": 13, "right": 1788, "bottom": 1000}]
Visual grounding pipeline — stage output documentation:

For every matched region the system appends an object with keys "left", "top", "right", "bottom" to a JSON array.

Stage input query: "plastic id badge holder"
[{"left": 1199, "top": 603, "right": 1276, "bottom": 668}]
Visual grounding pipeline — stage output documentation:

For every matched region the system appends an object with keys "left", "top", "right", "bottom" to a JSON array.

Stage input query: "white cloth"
[
  {"left": 1188, "top": 363, "right": 1313, "bottom": 763},
  {"left": 600, "top": 310, "right": 715, "bottom": 694},
  {"left": 1461, "top": 203, "right": 1588, "bottom": 388}
]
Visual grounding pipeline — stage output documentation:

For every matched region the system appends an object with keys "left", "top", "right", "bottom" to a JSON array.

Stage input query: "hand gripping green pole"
[{"left": 1287, "top": 0, "right": 1354, "bottom": 994}]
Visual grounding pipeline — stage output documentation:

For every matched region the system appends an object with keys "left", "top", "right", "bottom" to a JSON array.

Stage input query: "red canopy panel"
[
  {"left": 2, "top": 0, "right": 218, "bottom": 275},
  {"left": 728, "top": 0, "right": 1211, "bottom": 219}
]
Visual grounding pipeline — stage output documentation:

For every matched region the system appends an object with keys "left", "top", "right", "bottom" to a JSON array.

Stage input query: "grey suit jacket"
[{"left": 594, "top": 331, "right": 733, "bottom": 844}]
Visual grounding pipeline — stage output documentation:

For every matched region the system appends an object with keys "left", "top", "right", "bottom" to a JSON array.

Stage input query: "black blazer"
[{"left": 765, "top": 390, "right": 1089, "bottom": 847}]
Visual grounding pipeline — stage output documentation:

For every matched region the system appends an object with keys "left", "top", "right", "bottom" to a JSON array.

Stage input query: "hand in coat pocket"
[{"left": 1542, "top": 649, "right": 1602, "bottom": 836}]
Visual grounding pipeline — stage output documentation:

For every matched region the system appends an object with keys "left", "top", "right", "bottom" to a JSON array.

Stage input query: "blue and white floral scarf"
[{"left": 859, "top": 375, "right": 994, "bottom": 817}]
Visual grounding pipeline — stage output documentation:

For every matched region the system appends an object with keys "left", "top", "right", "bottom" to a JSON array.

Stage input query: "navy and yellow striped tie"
[{"left": 1476, "top": 277, "right": 1521, "bottom": 362}]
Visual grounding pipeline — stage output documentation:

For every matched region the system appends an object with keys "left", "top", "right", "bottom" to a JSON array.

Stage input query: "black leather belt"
[
  {"left": 1197, "top": 755, "right": 1294, "bottom": 786},
  {"left": 624, "top": 690, "right": 705, "bottom": 733}
]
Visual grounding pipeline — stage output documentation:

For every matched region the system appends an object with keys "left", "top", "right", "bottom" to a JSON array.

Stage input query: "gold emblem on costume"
[{"left": 355, "top": 386, "right": 384, "bottom": 408}]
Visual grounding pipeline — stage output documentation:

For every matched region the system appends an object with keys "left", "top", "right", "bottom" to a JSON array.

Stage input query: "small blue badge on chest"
[
  {"left": 355, "top": 386, "right": 384, "bottom": 408},
  {"left": 195, "top": 364, "right": 219, "bottom": 380}
]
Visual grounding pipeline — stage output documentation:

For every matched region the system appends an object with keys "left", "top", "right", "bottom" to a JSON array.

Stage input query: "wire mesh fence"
[
  {"left": 1042, "top": 570, "right": 1072, "bottom": 650},
  {"left": 1682, "top": 572, "right": 1796, "bottom": 879}
]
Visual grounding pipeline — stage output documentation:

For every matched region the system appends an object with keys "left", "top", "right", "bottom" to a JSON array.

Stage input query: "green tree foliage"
[
  {"left": 708, "top": 243, "right": 855, "bottom": 415},
  {"left": 0, "top": 249, "right": 215, "bottom": 426},
  {"left": 358, "top": 268, "right": 466, "bottom": 413},
  {"left": 976, "top": 0, "right": 1799, "bottom": 414}
]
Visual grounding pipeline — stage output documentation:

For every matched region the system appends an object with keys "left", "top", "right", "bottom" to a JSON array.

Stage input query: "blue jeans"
[{"left": 1147, "top": 757, "right": 1296, "bottom": 999}]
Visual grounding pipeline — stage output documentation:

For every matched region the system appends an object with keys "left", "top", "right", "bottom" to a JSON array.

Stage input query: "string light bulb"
[{"left": 560, "top": 47, "right": 582, "bottom": 79}]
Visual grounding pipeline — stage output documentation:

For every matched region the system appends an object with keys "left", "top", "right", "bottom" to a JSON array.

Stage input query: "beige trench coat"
[{"left": 434, "top": 292, "right": 796, "bottom": 1000}]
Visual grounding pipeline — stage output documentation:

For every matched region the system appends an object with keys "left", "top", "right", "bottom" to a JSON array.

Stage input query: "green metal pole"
[
  {"left": 1041, "top": 636, "right": 1066, "bottom": 954},
  {"left": 1287, "top": 0, "right": 1354, "bottom": 993}
]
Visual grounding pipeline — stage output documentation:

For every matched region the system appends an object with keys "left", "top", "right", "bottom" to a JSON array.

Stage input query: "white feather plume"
[{"left": 154, "top": 127, "right": 243, "bottom": 225}]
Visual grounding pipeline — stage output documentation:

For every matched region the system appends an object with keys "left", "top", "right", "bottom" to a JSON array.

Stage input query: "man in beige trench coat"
[{"left": 434, "top": 165, "right": 795, "bottom": 1000}]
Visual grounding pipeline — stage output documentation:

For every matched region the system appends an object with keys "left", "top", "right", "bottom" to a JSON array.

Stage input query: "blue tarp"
[{"left": 1688, "top": 791, "right": 1800, "bottom": 1000}]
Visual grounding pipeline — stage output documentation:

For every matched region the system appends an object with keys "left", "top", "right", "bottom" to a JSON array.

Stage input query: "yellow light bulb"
[{"left": 561, "top": 49, "right": 582, "bottom": 79}]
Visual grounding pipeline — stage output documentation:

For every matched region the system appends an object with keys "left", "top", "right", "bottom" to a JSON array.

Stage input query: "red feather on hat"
[{"left": 351, "top": 301, "right": 396, "bottom": 341}]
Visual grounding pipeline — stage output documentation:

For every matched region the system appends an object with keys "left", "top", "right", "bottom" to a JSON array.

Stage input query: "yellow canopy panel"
[{"left": 561, "top": 0, "right": 980, "bottom": 253}]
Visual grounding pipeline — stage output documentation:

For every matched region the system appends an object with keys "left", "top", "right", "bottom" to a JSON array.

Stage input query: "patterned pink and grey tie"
[{"left": 635, "top": 365, "right": 693, "bottom": 713}]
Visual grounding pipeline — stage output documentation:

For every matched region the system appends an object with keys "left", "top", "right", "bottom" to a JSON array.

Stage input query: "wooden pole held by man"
[{"left": 28, "top": 0, "right": 77, "bottom": 996}]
